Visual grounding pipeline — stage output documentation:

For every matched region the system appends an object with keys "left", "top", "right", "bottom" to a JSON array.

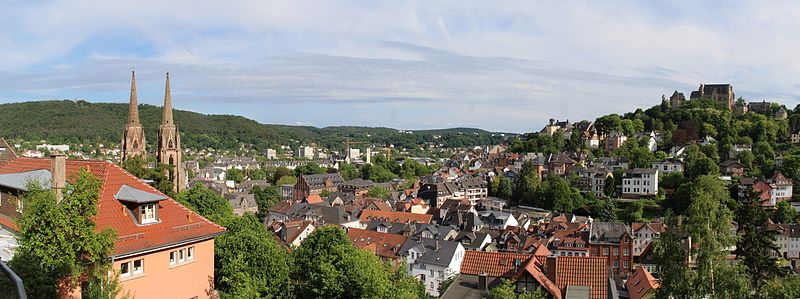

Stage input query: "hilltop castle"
[{"left": 121, "top": 71, "right": 184, "bottom": 193}]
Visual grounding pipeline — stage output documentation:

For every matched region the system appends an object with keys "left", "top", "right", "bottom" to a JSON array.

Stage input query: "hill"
[{"left": 0, "top": 100, "right": 509, "bottom": 151}]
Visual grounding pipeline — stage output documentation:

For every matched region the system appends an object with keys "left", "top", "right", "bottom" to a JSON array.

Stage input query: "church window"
[
  {"left": 169, "top": 155, "right": 174, "bottom": 165},
  {"left": 169, "top": 139, "right": 174, "bottom": 148}
]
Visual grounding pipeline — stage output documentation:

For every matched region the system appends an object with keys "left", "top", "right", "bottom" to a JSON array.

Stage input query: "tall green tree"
[
  {"left": 7, "top": 169, "right": 116, "bottom": 298},
  {"left": 513, "top": 161, "right": 539, "bottom": 205},
  {"left": 653, "top": 212, "right": 695, "bottom": 299},
  {"left": 176, "top": 183, "right": 234, "bottom": 225},
  {"left": 215, "top": 215, "right": 292, "bottom": 298},
  {"left": 735, "top": 188, "right": 781, "bottom": 291}
]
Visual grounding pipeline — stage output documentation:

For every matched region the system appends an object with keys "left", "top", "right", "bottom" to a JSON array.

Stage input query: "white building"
[
  {"left": 400, "top": 239, "right": 465, "bottom": 296},
  {"left": 266, "top": 149, "right": 277, "bottom": 159},
  {"left": 651, "top": 159, "right": 683, "bottom": 175},
  {"left": 296, "top": 146, "right": 315, "bottom": 159},
  {"left": 622, "top": 168, "right": 659, "bottom": 198}
]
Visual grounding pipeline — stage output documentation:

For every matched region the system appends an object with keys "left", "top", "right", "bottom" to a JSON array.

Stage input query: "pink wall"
[{"left": 115, "top": 239, "right": 216, "bottom": 299}]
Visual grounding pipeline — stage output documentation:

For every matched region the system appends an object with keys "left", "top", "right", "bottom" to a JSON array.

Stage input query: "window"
[
  {"left": 169, "top": 251, "right": 176, "bottom": 265},
  {"left": 430, "top": 269, "right": 434, "bottom": 277},
  {"left": 141, "top": 204, "right": 157, "bottom": 224},
  {"left": 133, "top": 259, "right": 143, "bottom": 274},
  {"left": 187, "top": 247, "right": 194, "bottom": 260},
  {"left": 16, "top": 197, "right": 23, "bottom": 213},
  {"left": 120, "top": 262, "right": 130, "bottom": 277},
  {"left": 614, "top": 260, "right": 619, "bottom": 268},
  {"left": 624, "top": 248, "right": 630, "bottom": 256},
  {"left": 179, "top": 249, "right": 185, "bottom": 262},
  {"left": 613, "top": 248, "right": 619, "bottom": 256},
  {"left": 624, "top": 261, "right": 629, "bottom": 268},
  {"left": 603, "top": 248, "right": 609, "bottom": 256}
]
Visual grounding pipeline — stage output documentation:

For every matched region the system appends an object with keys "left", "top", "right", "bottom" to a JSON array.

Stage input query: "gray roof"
[
  {"left": 589, "top": 222, "right": 630, "bottom": 245},
  {"left": 565, "top": 285, "right": 591, "bottom": 299},
  {"left": 401, "top": 237, "right": 462, "bottom": 267},
  {"left": 0, "top": 169, "right": 52, "bottom": 191},
  {"left": 301, "top": 173, "right": 344, "bottom": 189},
  {"left": 115, "top": 185, "right": 167, "bottom": 203}
]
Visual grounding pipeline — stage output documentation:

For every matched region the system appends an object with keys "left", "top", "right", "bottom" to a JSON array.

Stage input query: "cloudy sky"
[{"left": 1, "top": 1, "right": 799, "bottom": 132}]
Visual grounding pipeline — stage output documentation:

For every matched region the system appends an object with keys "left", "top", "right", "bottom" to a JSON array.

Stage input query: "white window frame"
[
  {"left": 170, "top": 251, "right": 176, "bottom": 265},
  {"left": 133, "top": 259, "right": 144, "bottom": 274},
  {"left": 120, "top": 262, "right": 131, "bottom": 277},
  {"left": 187, "top": 247, "right": 194, "bottom": 260},
  {"left": 141, "top": 204, "right": 157, "bottom": 224}
]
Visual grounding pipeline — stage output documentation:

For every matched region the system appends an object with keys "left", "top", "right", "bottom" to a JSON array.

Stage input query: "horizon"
[{"left": 2, "top": 1, "right": 800, "bottom": 132}]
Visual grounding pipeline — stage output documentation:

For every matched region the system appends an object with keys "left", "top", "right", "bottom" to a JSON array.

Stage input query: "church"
[{"left": 121, "top": 71, "right": 184, "bottom": 193}]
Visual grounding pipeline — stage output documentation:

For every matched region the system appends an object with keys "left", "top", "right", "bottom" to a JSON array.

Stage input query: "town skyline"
[{"left": 2, "top": 1, "right": 800, "bottom": 132}]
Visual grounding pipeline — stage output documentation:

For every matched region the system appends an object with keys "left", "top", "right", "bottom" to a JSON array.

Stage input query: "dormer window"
[
  {"left": 141, "top": 203, "right": 157, "bottom": 224},
  {"left": 115, "top": 185, "right": 167, "bottom": 225}
]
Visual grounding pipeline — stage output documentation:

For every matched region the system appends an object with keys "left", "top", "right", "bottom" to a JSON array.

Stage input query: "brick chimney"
[{"left": 51, "top": 154, "right": 66, "bottom": 202}]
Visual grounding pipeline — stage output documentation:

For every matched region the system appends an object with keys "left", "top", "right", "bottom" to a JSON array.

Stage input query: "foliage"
[
  {"left": 216, "top": 215, "right": 292, "bottom": 298},
  {"left": 176, "top": 183, "right": 234, "bottom": 225},
  {"left": 251, "top": 185, "right": 282, "bottom": 221},
  {"left": 735, "top": 188, "right": 781, "bottom": 291},
  {"left": 226, "top": 168, "right": 245, "bottom": 184},
  {"left": 653, "top": 212, "right": 695, "bottom": 299},
  {"left": 772, "top": 200, "right": 798, "bottom": 224},
  {"left": 121, "top": 155, "right": 176, "bottom": 198},
  {"left": 531, "top": 176, "right": 585, "bottom": 212},
  {"left": 367, "top": 186, "right": 391, "bottom": 199},
  {"left": 762, "top": 276, "right": 800, "bottom": 298},
  {"left": 276, "top": 175, "right": 297, "bottom": 186},
  {"left": 492, "top": 174, "right": 513, "bottom": 200},
  {"left": 512, "top": 162, "right": 539, "bottom": 205},
  {"left": 6, "top": 169, "right": 115, "bottom": 298},
  {"left": 621, "top": 201, "right": 645, "bottom": 223},
  {"left": 295, "top": 163, "right": 326, "bottom": 176},
  {"left": 592, "top": 200, "right": 617, "bottom": 221},
  {"left": 339, "top": 163, "right": 361, "bottom": 181},
  {"left": 361, "top": 164, "right": 397, "bottom": 183},
  {"left": 291, "top": 226, "right": 425, "bottom": 298},
  {"left": 489, "top": 279, "right": 546, "bottom": 299}
]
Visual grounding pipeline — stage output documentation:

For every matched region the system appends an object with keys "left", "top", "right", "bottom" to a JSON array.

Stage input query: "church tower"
[
  {"left": 121, "top": 71, "right": 146, "bottom": 162},
  {"left": 156, "top": 73, "right": 183, "bottom": 193}
]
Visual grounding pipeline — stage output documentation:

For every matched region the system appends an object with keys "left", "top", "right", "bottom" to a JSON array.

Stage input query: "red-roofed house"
[
  {"left": 347, "top": 228, "right": 408, "bottom": 264},
  {"left": 545, "top": 256, "right": 609, "bottom": 299},
  {"left": 449, "top": 251, "right": 561, "bottom": 299},
  {"left": 626, "top": 266, "right": 659, "bottom": 299},
  {"left": 0, "top": 156, "right": 225, "bottom": 298}
]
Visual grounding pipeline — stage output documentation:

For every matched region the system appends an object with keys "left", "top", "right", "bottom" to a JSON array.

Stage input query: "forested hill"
[{"left": 0, "top": 100, "right": 509, "bottom": 150}]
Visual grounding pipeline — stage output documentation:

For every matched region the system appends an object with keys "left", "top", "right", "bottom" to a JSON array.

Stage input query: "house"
[
  {"left": 461, "top": 177, "right": 488, "bottom": 203},
  {"left": 770, "top": 172, "right": 793, "bottom": 204},
  {"left": 273, "top": 220, "right": 315, "bottom": 248},
  {"left": 477, "top": 210, "right": 518, "bottom": 230},
  {"left": 571, "top": 166, "right": 613, "bottom": 198},
  {"left": 224, "top": 192, "right": 258, "bottom": 216},
  {"left": 589, "top": 222, "right": 634, "bottom": 276},
  {"left": 720, "top": 159, "right": 746, "bottom": 177},
  {"left": 359, "top": 210, "right": 433, "bottom": 227},
  {"left": 545, "top": 256, "right": 611, "bottom": 299},
  {"left": 338, "top": 178, "right": 374, "bottom": 196},
  {"left": 622, "top": 168, "right": 659, "bottom": 199},
  {"left": 480, "top": 197, "right": 508, "bottom": 211},
  {"left": 452, "top": 230, "right": 493, "bottom": 251},
  {"left": 626, "top": 266, "right": 659, "bottom": 299},
  {"left": 605, "top": 132, "right": 627, "bottom": 153},
  {"left": 400, "top": 238, "right": 466, "bottom": 296},
  {"left": 632, "top": 222, "right": 665, "bottom": 258},
  {"left": 0, "top": 155, "right": 225, "bottom": 298},
  {"left": 347, "top": 228, "right": 408, "bottom": 264},
  {"left": 651, "top": 159, "right": 683, "bottom": 175},
  {"left": 293, "top": 173, "right": 344, "bottom": 202},
  {"left": 547, "top": 153, "right": 576, "bottom": 176},
  {"left": 669, "top": 91, "right": 685, "bottom": 108},
  {"left": 441, "top": 251, "right": 561, "bottom": 299},
  {"left": 791, "top": 131, "right": 800, "bottom": 144}
]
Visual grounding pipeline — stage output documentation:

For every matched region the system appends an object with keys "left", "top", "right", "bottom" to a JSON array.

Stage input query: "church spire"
[
  {"left": 128, "top": 70, "right": 140, "bottom": 125},
  {"left": 163, "top": 72, "right": 173, "bottom": 125}
]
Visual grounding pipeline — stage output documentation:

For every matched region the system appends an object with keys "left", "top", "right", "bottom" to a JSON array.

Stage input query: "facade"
[
  {"left": 652, "top": 159, "right": 683, "bottom": 175},
  {"left": 669, "top": 90, "right": 685, "bottom": 108},
  {"left": 690, "top": 83, "right": 735, "bottom": 110},
  {"left": 0, "top": 155, "right": 225, "bottom": 298},
  {"left": 292, "top": 173, "right": 344, "bottom": 202},
  {"left": 401, "top": 238, "right": 465, "bottom": 296},
  {"left": 771, "top": 172, "right": 793, "bottom": 204},
  {"left": 120, "top": 71, "right": 147, "bottom": 162},
  {"left": 605, "top": 132, "right": 627, "bottom": 153},
  {"left": 622, "top": 168, "right": 659, "bottom": 199},
  {"left": 296, "top": 146, "right": 315, "bottom": 159},
  {"left": 589, "top": 222, "right": 634, "bottom": 277},
  {"left": 155, "top": 73, "right": 184, "bottom": 193}
]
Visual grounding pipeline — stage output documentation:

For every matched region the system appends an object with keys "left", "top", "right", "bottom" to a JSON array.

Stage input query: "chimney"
[
  {"left": 478, "top": 272, "right": 488, "bottom": 291},
  {"left": 51, "top": 154, "right": 66, "bottom": 202}
]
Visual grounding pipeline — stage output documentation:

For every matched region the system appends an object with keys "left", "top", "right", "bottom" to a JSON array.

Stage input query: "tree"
[
  {"left": 735, "top": 188, "right": 781, "bottom": 291},
  {"left": 534, "top": 176, "right": 584, "bottom": 212},
  {"left": 295, "top": 163, "right": 325, "bottom": 176},
  {"left": 367, "top": 186, "right": 391, "bottom": 199},
  {"left": 513, "top": 162, "right": 539, "bottom": 205},
  {"left": 176, "top": 183, "right": 234, "bottom": 225},
  {"left": 276, "top": 175, "right": 297, "bottom": 186},
  {"left": 226, "top": 168, "right": 245, "bottom": 184},
  {"left": 271, "top": 167, "right": 294, "bottom": 184},
  {"left": 621, "top": 201, "right": 644, "bottom": 223},
  {"left": 494, "top": 174, "right": 514, "bottom": 200},
  {"left": 251, "top": 185, "right": 282, "bottom": 221},
  {"left": 339, "top": 163, "right": 361, "bottom": 181},
  {"left": 121, "top": 156, "right": 175, "bottom": 197},
  {"left": 683, "top": 145, "right": 719, "bottom": 179},
  {"left": 489, "top": 279, "right": 546, "bottom": 299},
  {"left": 593, "top": 200, "right": 617, "bottom": 221},
  {"left": 7, "top": 169, "right": 115, "bottom": 298},
  {"left": 215, "top": 215, "right": 292, "bottom": 298},
  {"left": 291, "top": 226, "right": 417, "bottom": 298},
  {"left": 773, "top": 200, "right": 798, "bottom": 224},
  {"left": 653, "top": 212, "right": 695, "bottom": 299}
]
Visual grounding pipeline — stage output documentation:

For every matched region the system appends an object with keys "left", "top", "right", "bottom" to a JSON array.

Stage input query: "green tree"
[
  {"left": 251, "top": 185, "right": 282, "bottom": 221},
  {"left": 121, "top": 155, "right": 175, "bottom": 197},
  {"left": 367, "top": 186, "right": 391, "bottom": 199},
  {"left": 494, "top": 174, "right": 514, "bottom": 200},
  {"left": 489, "top": 279, "right": 547, "bottom": 299},
  {"left": 735, "top": 188, "right": 781, "bottom": 291},
  {"left": 653, "top": 213, "right": 695, "bottom": 299},
  {"left": 684, "top": 145, "right": 719, "bottom": 179},
  {"left": 593, "top": 200, "right": 617, "bottom": 221},
  {"left": 339, "top": 163, "right": 361, "bottom": 181},
  {"left": 513, "top": 162, "right": 539, "bottom": 205},
  {"left": 271, "top": 167, "right": 294, "bottom": 184},
  {"left": 7, "top": 169, "right": 116, "bottom": 298},
  {"left": 621, "top": 201, "right": 645, "bottom": 223},
  {"left": 773, "top": 200, "right": 798, "bottom": 224},
  {"left": 216, "top": 215, "right": 292, "bottom": 298},
  {"left": 226, "top": 168, "right": 245, "bottom": 184},
  {"left": 176, "top": 183, "right": 234, "bottom": 225}
]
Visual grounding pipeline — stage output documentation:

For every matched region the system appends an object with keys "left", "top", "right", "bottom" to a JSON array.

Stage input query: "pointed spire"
[
  {"left": 128, "top": 70, "right": 140, "bottom": 125},
  {"left": 163, "top": 72, "right": 173, "bottom": 125}
]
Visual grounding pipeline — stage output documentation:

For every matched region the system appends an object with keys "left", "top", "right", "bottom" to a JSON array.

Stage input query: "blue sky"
[{"left": 1, "top": 1, "right": 799, "bottom": 132}]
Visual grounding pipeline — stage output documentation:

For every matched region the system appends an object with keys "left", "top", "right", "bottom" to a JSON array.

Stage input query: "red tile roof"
[
  {"left": 512, "top": 258, "right": 562, "bottom": 299},
  {"left": 0, "top": 157, "right": 225, "bottom": 256},
  {"left": 626, "top": 266, "right": 659, "bottom": 299},
  {"left": 305, "top": 194, "right": 323, "bottom": 204},
  {"left": 359, "top": 210, "right": 432, "bottom": 224},
  {"left": 347, "top": 228, "right": 407, "bottom": 259},
  {"left": 547, "top": 256, "right": 608, "bottom": 299},
  {"left": 461, "top": 251, "right": 534, "bottom": 277}
]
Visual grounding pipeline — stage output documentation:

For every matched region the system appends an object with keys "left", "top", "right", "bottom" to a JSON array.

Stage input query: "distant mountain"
[{"left": 0, "top": 100, "right": 511, "bottom": 151}]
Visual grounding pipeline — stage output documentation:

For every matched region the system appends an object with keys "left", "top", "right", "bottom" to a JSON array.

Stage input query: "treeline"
[{"left": 0, "top": 100, "right": 506, "bottom": 151}]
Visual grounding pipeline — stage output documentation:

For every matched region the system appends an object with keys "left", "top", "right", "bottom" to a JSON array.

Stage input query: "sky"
[{"left": 1, "top": 1, "right": 799, "bottom": 133}]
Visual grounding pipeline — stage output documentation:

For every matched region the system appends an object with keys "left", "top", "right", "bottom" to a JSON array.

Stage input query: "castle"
[{"left": 121, "top": 71, "right": 184, "bottom": 193}]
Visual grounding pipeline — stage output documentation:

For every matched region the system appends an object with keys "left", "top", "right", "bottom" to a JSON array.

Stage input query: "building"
[
  {"left": 626, "top": 266, "right": 659, "bottom": 299},
  {"left": 651, "top": 159, "right": 683, "bottom": 175},
  {"left": 669, "top": 90, "right": 685, "bottom": 108},
  {"left": 622, "top": 168, "right": 659, "bottom": 199},
  {"left": 589, "top": 222, "right": 634, "bottom": 276},
  {"left": 0, "top": 155, "right": 225, "bottom": 298},
  {"left": 605, "top": 132, "right": 627, "bottom": 153},
  {"left": 121, "top": 71, "right": 147, "bottom": 162},
  {"left": 266, "top": 149, "right": 277, "bottom": 159},
  {"left": 347, "top": 228, "right": 408, "bottom": 264},
  {"left": 441, "top": 251, "right": 561, "bottom": 299},
  {"left": 338, "top": 178, "right": 374, "bottom": 196},
  {"left": 155, "top": 73, "right": 184, "bottom": 193},
  {"left": 720, "top": 159, "right": 746, "bottom": 177},
  {"left": 400, "top": 238, "right": 465, "bottom": 296},
  {"left": 292, "top": 173, "right": 344, "bottom": 202},
  {"left": 771, "top": 172, "right": 794, "bottom": 204},
  {"left": 690, "top": 83, "right": 735, "bottom": 110},
  {"left": 296, "top": 146, "right": 315, "bottom": 159}
]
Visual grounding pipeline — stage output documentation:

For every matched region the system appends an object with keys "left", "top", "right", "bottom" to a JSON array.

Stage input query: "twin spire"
[{"left": 127, "top": 70, "right": 174, "bottom": 126}]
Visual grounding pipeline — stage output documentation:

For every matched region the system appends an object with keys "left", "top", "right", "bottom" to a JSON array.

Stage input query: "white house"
[
  {"left": 400, "top": 238, "right": 465, "bottom": 296},
  {"left": 632, "top": 222, "right": 665, "bottom": 257},
  {"left": 652, "top": 159, "right": 683, "bottom": 175},
  {"left": 477, "top": 210, "right": 519, "bottom": 229},
  {"left": 622, "top": 168, "right": 659, "bottom": 199}
]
